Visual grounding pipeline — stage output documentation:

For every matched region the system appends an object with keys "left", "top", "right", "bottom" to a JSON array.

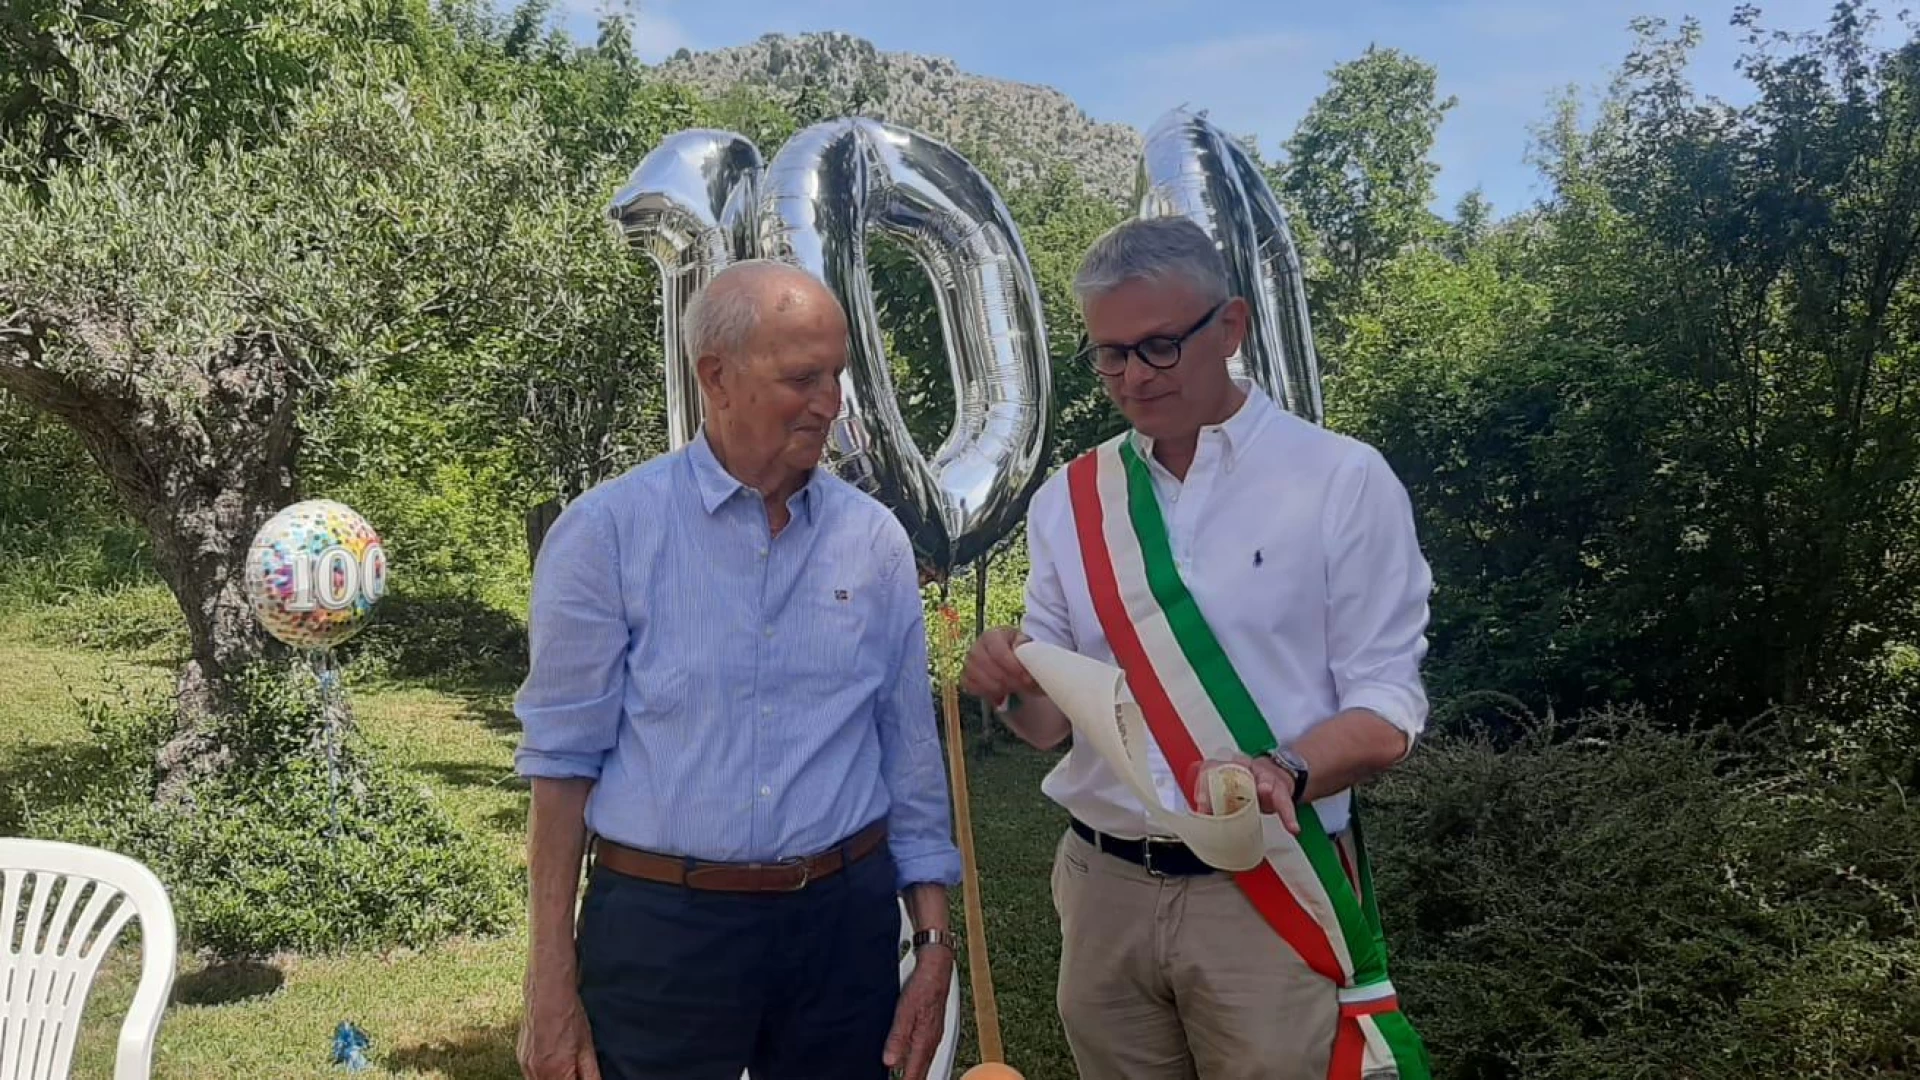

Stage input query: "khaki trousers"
[{"left": 1050, "top": 827, "right": 1338, "bottom": 1080}]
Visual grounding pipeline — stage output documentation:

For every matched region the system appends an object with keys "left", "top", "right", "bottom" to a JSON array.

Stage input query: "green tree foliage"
[
  {"left": 0, "top": 0, "right": 771, "bottom": 955},
  {"left": 1280, "top": 46, "right": 1457, "bottom": 350},
  {"left": 883, "top": 160, "right": 1127, "bottom": 475},
  {"left": 0, "top": 0, "right": 711, "bottom": 790},
  {"left": 1575, "top": 4, "right": 1920, "bottom": 722},
  {"left": 1005, "top": 163, "right": 1131, "bottom": 464},
  {"left": 1336, "top": 4, "right": 1920, "bottom": 730},
  {"left": 0, "top": 394, "right": 149, "bottom": 602},
  {"left": 0, "top": 0, "right": 437, "bottom": 192}
]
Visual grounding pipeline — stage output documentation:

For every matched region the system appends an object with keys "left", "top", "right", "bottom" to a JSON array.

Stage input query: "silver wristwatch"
[
  {"left": 1266, "top": 745, "right": 1310, "bottom": 805},
  {"left": 911, "top": 928, "right": 959, "bottom": 952}
]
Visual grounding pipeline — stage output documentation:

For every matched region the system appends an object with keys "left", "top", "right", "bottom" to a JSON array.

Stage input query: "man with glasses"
[{"left": 961, "top": 216, "right": 1434, "bottom": 1079}]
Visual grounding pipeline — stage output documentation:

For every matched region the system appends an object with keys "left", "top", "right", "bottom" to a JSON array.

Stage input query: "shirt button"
[
  {"left": 757, "top": 547, "right": 768, "bottom": 559},
  {"left": 761, "top": 704, "right": 772, "bottom": 716},
  {"left": 760, "top": 786, "right": 771, "bottom": 797}
]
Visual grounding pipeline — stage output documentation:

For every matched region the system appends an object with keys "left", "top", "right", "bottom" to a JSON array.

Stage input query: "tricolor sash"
[{"left": 1064, "top": 433, "right": 1430, "bottom": 1080}]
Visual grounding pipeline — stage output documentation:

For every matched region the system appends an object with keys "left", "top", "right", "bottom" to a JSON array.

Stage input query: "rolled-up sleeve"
[
  {"left": 513, "top": 494, "right": 630, "bottom": 781},
  {"left": 1322, "top": 444, "right": 1433, "bottom": 755},
  {"left": 873, "top": 521, "right": 963, "bottom": 891}
]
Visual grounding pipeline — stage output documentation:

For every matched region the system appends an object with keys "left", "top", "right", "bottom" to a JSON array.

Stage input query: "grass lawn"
[{"left": 0, "top": 615, "right": 1080, "bottom": 1079}]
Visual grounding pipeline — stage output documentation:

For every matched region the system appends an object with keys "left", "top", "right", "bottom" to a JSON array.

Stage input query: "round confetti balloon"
[{"left": 244, "top": 499, "right": 388, "bottom": 650}]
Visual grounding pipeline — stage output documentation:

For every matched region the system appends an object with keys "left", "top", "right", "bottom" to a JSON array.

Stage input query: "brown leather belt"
[{"left": 590, "top": 819, "right": 887, "bottom": 892}]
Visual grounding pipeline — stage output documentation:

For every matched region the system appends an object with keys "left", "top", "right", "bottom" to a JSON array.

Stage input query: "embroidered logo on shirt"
[
  {"left": 1253, "top": 549, "right": 1264, "bottom": 567},
  {"left": 834, "top": 589, "right": 850, "bottom": 601}
]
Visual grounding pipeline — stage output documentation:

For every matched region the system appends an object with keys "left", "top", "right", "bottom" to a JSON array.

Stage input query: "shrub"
[
  {"left": 323, "top": 460, "right": 534, "bottom": 688},
  {"left": 22, "top": 664, "right": 518, "bottom": 960},
  {"left": 326, "top": 459, "right": 532, "bottom": 614},
  {"left": 0, "top": 393, "right": 156, "bottom": 607},
  {"left": 1365, "top": 709, "right": 1920, "bottom": 1079}
]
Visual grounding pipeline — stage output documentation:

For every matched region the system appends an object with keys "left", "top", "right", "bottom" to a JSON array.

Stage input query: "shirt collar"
[
  {"left": 687, "top": 426, "right": 819, "bottom": 523},
  {"left": 1129, "top": 377, "right": 1276, "bottom": 471}
]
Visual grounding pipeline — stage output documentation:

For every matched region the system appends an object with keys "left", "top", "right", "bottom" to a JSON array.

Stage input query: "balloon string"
[{"left": 310, "top": 649, "right": 343, "bottom": 846}]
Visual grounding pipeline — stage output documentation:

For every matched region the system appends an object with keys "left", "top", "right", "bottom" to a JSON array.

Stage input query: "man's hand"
[
  {"left": 517, "top": 983, "right": 601, "bottom": 1080},
  {"left": 960, "top": 627, "right": 1038, "bottom": 706},
  {"left": 1188, "top": 754, "right": 1300, "bottom": 835},
  {"left": 882, "top": 944, "right": 954, "bottom": 1079}
]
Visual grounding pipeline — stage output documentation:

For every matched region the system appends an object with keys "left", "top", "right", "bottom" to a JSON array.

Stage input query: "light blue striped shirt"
[{"left": 512, "top": 429, "right": 963, "bottom": 891}]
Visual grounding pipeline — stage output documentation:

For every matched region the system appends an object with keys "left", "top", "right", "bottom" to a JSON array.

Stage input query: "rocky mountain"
[{"left": 654, "top": 32, "right": 1143, "bottom": 205}]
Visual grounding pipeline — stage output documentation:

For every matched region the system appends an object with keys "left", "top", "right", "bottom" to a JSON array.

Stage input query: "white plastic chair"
[
  {"left": 739, "top": 896, "right": 959, "bottom": 1080},
  {"left": 1, "top": 838, "right": 177, "bottom": 1080}
]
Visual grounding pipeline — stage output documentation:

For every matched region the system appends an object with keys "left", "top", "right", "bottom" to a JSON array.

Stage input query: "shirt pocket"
[
  {"left": 625, "top": 656, "right": 689, "bottom": 721},
  {"left": 782, "top": 587, "right": 872, "bottom": 687}
]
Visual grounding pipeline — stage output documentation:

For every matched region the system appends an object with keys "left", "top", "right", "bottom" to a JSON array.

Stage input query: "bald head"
[
  {"left": 682, "top": 259, "right": 842, "bottom": 366},
  {"left": 686, "top": 259, "right": 848, "bottom": 484}
]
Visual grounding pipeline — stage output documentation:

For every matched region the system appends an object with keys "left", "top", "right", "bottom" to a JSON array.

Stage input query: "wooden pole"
[{"left": 940, "top": 607, "right": 1003, "bottom": 1063}]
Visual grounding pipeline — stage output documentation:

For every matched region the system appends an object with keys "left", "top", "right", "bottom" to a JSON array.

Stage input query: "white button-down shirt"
[{"left": 1020, "top": 381, "right": 1434, "bottom": 838}]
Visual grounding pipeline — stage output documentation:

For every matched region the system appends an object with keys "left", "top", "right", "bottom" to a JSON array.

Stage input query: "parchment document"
[{"left": 1016, "top": 641, "right": 1268, "bottom": 872}]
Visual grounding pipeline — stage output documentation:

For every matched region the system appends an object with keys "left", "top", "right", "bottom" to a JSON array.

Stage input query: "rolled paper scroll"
[{"left": 1015, "top": 641, "right": 1268, "bottom": 872}]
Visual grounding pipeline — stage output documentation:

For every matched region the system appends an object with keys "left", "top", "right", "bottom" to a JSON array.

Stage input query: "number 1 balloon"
[
  {"left": 607, "top": 129, "right": 764, "bottom": 449},
  {"left": 1134, "top": 106, "right": 1324, "bottom": 425}
]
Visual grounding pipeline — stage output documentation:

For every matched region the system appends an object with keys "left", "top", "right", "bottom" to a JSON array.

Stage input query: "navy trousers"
[{"left": 576, "top": 839, "right": 902, "bottom": 1080}]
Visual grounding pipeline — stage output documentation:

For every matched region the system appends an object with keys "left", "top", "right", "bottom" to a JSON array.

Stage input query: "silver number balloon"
[
  {"left": 751, "top": 118, "right": 949, "bottom": 571},
  {"left": 611, "top": 119, "right": 1052, "bottom": 577},
  {"left": 758, "top": 117, "right": 1051, "bottom": 574},
  {"left": 608, "top": 129, "right": 765, "bottom": 447},
  {"left": 1135, "top": 107, "right": 1323, "bottom": 424}
]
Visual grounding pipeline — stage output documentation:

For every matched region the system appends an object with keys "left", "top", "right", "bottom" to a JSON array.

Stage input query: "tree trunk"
[
  {"left": 145, "top": 440, "right": 300, "bottom": 804},
  {"left": 525, "top": 497, "right": 564, "bottom": 567},
  {"left": 1, "top": 321, "right": 304, "bottom": 803}
]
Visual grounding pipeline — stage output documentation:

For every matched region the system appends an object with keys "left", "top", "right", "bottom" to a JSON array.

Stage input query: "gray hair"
[
  {"left": 680, "top": 259, "right": 821, "bottom": 362},
  {"left": 1072, "top": 216, "right": 1231, "bottom": 306}
]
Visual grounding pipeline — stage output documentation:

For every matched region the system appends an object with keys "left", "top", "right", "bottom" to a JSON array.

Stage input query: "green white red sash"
[{"left": 1064, "top": 432, "right": 1430, "bottom": 1080}]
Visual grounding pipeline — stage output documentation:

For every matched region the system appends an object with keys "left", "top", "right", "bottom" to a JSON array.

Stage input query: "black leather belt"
[{"left": 1070, "top": 817, "right": 1218, "bottom": 877}]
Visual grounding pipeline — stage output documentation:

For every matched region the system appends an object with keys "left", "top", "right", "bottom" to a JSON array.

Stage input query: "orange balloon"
[{"left": 960, "top": 1066, "right": 1025, "bottom": 1080}]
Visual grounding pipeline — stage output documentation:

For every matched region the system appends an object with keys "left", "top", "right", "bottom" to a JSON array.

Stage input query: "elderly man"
[
  {"left": 513, "top": 259, "right": 962, "bottom": 1080},
  {"left": 962, "top": 217, "right": 1435, "bottom": 1080}
]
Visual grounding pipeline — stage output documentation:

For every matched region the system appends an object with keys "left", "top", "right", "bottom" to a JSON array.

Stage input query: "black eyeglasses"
[{"left": 1072, "top": 301, "right": 1225, "bottom": 377}]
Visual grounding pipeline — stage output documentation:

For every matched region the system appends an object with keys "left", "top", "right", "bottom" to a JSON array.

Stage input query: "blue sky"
[{"left": 548, "top": 0, "right": 1909, "bottom": 218}]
